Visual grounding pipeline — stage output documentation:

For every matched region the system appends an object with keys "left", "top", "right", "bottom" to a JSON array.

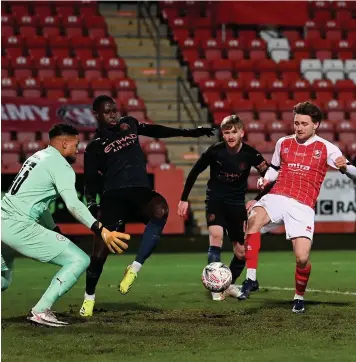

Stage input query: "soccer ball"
[{"left": 201, "top": 262, "right": 232, "bottom": 293}]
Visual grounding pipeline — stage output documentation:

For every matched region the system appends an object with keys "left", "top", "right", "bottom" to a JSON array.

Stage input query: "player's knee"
[
  {"left": 234, "top": 243, "right": 245, "bottom": 259},
  {"left": 295, "top": 255, "right": 309, "bottom": 268},
  {"left": 152, "top": 196, "right": 169, "bottom": 221},
  {"left": 246, "top": 207, "right": 268, "bottom": 233}
]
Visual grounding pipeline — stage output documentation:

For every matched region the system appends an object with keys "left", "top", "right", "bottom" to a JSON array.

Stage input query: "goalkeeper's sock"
[
  {"left": 295, "top": 263, "right": 311, "bottom": 299},
  {"left": 244, "top": 232, "right": 261, "bottom": 281},
  {"left": 86, "top": 257, "right": 106, "bottom": 295},
  {"left": 208, "top": 246, "right": 221, "bottom": 264},
  {"left": 135, "top": 218, "right": 166, "bottom": 266},
  {"left": 229, "top": 255, "right": 245, "bottom": 283},
  {"left": 33, "top": 243, "right": 89, "bottom": 313}
]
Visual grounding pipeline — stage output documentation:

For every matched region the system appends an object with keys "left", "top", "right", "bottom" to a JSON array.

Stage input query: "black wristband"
[{"left": 90, "top": 221, "right": 104, "bottom": 236}]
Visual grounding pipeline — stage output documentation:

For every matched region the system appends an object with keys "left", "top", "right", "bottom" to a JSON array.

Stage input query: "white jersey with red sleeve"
[{"left": 269, "top": 134, "right": 344, "bottom": 209}]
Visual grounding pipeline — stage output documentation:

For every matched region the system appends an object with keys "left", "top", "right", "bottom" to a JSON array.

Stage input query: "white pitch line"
[
  {"left": 151, "top": 283, "right": 356, "bottom": 296},
  {"left": 247, "top": 285, "right": 356, "bottom": 296}
]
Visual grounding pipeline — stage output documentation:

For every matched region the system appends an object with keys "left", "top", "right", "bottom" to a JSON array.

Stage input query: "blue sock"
[
  {"left": 135, "top": 218, "right": 166, "bottom": 265},
  {"left": 208, "top": 246, "right": 221, "bottom": 264}
]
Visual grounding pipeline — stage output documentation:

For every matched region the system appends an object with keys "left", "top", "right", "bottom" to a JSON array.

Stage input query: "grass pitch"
[{"left": 2, "top": 251, "right": 356, "bottom": 362}]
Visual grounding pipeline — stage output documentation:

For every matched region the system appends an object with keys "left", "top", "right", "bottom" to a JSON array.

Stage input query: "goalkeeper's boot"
[
  {"left": 27, "top": 309, "right": 68, "bottom": 327},
  {"left": 292, "top": 299, "right": 305, "bottom": 314},
  {"left": 238, "top": 278, "right": 259, "bottom": 300},
  {"left": 119, "top": 265, "right": 137, "bottom": 295},
  {"left": 211, "top": 292, "right": 225, "bottom": 301},
  {"left": 223, "top": 284, "right": 241, "bottom": 298},
  {"left": 79, "top": 299, "right": 95, "bottom": 317}
]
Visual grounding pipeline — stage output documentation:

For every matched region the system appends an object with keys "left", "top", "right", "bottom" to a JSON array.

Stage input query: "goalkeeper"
[{"left": 1, "top": 123, "right": 130, "bottom": 327}]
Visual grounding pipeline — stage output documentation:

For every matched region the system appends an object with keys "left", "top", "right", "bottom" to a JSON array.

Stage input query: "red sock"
[
  {"left": 295, "top": 263, "right": 312, "bottom": 296},
  {"left": 244, "top": 232, "right": 261, "bottom": 269}
]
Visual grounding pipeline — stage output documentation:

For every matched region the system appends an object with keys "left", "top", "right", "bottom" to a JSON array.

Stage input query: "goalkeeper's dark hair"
[
  {"left": 93, "top": 95, "right": 115, "bottom": 113},
  {"left": 49, "top": 123, "right": 79, "bottom": 139},
  {"left": 293, "top": 101, "right": 323, "bottom": 124}
]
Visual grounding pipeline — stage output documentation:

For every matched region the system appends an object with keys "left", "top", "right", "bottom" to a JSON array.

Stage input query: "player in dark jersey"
[
  {"left": 80, "top": 95, "right": 215, "bottom": 317},
  {"left": 177, "top": 115, "right": 269, "bottom": 301}
]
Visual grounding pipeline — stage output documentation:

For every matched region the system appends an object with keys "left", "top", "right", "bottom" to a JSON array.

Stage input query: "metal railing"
[{"left": 137, "top": 2, "right": 161, "bottom": 81}]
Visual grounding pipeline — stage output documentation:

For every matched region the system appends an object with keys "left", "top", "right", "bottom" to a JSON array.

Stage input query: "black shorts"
[
  {"left": 100, "top": 187, "right": 159, "bottom": 231},
  {"left": 205, "top": 200, "right": 247, "bottom": 243}
]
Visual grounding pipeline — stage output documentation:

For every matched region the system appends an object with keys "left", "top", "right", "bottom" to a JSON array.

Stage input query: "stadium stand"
[
  {"left": 1, "top": 1, "right": 169, "bottom": 171},
  {"left": 160, "top": 0, "right": 356, "bottom": 155}
]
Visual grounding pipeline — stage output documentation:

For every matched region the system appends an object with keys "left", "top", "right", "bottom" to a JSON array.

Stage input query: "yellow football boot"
[
  {"left": 79, "top": 299, "right": 95, "bottom": 317},
  {"left": 119, "top": 265, "right": 137, "bottom": 295}
]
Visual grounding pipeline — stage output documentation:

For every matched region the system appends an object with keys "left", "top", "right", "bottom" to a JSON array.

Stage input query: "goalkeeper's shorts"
[{"left": 1, "top": 217, "right": 70, "bottom": 263}]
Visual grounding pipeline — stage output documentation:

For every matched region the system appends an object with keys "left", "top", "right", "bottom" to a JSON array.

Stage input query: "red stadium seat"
[
  {"left": 34, "top": 56, "right": 57, "bottom": 79},
  {"left": 17, "top": 15, "right": 39, "bottom": 38},
  {"left": 268, "top": 79, "right": 290, "bottom": 102},
  {"left": 245, "top": 121, "right": 266, "bottom": 143},
  {"left": 1, "top": 15, "right": 16, "bottom": 37},
  {"left": 190, "top": 59, "right": 210, "bottom": 83},
  {"left": 324, "top": 99, "right": 345, "bottom": 121},
  {"left": 336, "top": 121, "right": 356, "bottom": 143},
  {"left": 84, "top": 16, "right": 108, "bottom": 38},
  {"left": 17, "top": 132, "right": 37, "bottom": 142},
  {"left": 290, "top": 78, "right": 312, "bottom": 102},
  {"left": 267, "top": 121, "right": 289, "bottom": 142},
  {"left": 70, "top": 36, "right": 94, "bottom": 58},
  {"left": 257, "top": 99, "right": 278, "bottom": 122},
  {"left": 43, "top": 78, "right": 67, "bottom": 99},
  {"left": 93, "top": 36, "right": 117, "bottom": 58},
  {"left": 2, "top": 77, "right": 18, "bottom": 97},
  {"left": 103, "top": 57, "right": 127, "bottom": 79},
  {"left": 211, "top": 59, "right": 233, "bottom": 80},
  {"left": 248, "top": 38, "right": 267, "bottom": 61},
  {"left": 57, "top": 57, "right": 80, "bottom": 78},
  {"left": 335, "top": 80, "right": 356, "bottom": 102},
  {"left": 19, "top": 77, "right": 42, "bottom": 98},
  {"left": 210, "top": 100, "right": 232, "bottom": 125},
  {"left": 1, "top": 141, "right": 21, "bottom": 167},
  {"left": 67, "top": 78, "right": 91, "bottom": 100},
  {"left": 12, "top": 56, "right": 34, "bottom": 78},
  {"left": 317, "top": 122, "right": 335, "bottom": 142},
  {"left": 123, "top": 97, "right": 146, "bottom": 119},
  {"left": 222, "top": 79, "right": 244, "bottom": 101},
  {"left": 112, "top": 78, "right": 137, "bottom": 101},
  {"left": 62, "top": 15, "right": 84, "bottom": 37},
  {"left": 230, "top": 99, "right": 254, "bottom": 122},
  {"left": 246, "top": 78, "right": 267, "bottom": 102},
  {"left": 202, "top": 38, "right": 222, "bottom": 61},
  {"left": 278, "top": 100, "right": 298, "bottom": 122},
  {"left": 3, "top": 35, "right": 25, "bottom": 57},
  {"left": 226, "top": 39, "right": 245, "bottom": 61},
  {"left": 81, "top": 57, "right": 103, "bottom": 80},
  {"left": 312, "top": 79, "right": 334, "bottom": 102},
  {"left": 33, "top": 3, "right": 53, "bottom": 17},
  {"left": 56, "top": 4, "right": 76, "bottom": 17},
  {"left": 91, "top": 78, "right": 112, "bottom": 98}
]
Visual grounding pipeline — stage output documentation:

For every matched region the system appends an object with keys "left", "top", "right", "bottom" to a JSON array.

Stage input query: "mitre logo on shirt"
[
  {"left": 104, "top": 134, "right": 138, "bottom": 153},
  {"left": 287, "top": 163, "right": 311, "bottom": 171}
]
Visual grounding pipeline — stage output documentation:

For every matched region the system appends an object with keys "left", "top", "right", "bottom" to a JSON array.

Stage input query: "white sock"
[
  {"left": 294, "top": 293, "right": 304, "bottom": 301},
  {"left": 131, "top": 261, "right": 142, "bottom": 273},
  {"left": 84, "top": 292, "right": 95, "bottom": 301},
  {"left": 246, "top": 268, "right": 256, "bottom": 281}
]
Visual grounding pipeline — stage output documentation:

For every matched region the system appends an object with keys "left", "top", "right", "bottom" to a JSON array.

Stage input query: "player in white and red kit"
[{"left": 239, "top": 102, "right": 356, "bottom": 312}]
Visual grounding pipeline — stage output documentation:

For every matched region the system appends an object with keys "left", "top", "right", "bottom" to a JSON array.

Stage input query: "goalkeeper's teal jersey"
[{"left": 1, "top": 146, "right": 76, "bottom": 222}]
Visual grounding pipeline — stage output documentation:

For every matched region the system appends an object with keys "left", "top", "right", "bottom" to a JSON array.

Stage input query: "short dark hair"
[
  {"left": 220, "top": 114, "right": 244, "bottom": 130},
  {"left": 49, "top": 123, "right": 79, "bottom": 139},
  {"left": 293, "top": 101, "right": 323, "bottom": 124},
  {"left": 93, "top": 95, "right": 114, "bottom": 113}
]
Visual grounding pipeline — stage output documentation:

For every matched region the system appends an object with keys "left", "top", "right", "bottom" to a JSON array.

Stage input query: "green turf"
[{"left": 2, "top": 251, "right": 356, "bottom": 362}]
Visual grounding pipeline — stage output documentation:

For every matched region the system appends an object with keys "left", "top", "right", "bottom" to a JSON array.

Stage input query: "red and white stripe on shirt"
[{"left": 269, "top": 135, "right": 343, "bottom": 208}]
